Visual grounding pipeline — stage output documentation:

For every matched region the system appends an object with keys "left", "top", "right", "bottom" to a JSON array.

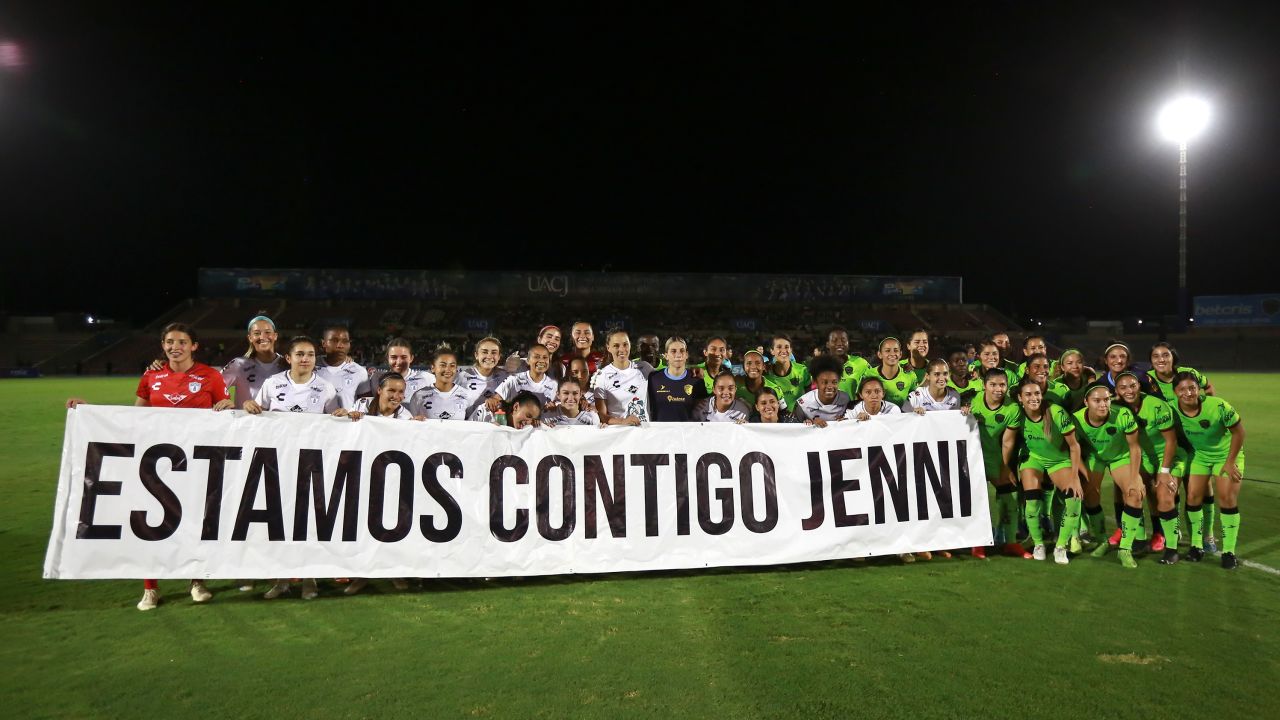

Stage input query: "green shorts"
[
  {"left": 1140, "top": 447, "right": 1189, "bottom": 477},
  {"left": 1084, "top": 454, "right": 1131, "bottom": 474},
  {"left": 1189, "top": 452, "right": 1245, "bottom": 478},
  {"left": 1020, "top": 453, "right": 1073, "bottom": 476},
  {"left": 983, "top": 454, "right": 1009, "bottom": 481}
]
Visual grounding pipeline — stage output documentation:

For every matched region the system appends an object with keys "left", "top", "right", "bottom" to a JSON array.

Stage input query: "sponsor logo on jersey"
[
  {"left": 163, "top": 393, "right": 188, "bottom": 405},
  {"left": 613, "top": 380, "right": 621, "bottom": 388},
  {"left": 439, "top": 411, "right": 451, "bottom": 419},
  {"left": 289, "top": 405, "right": 304, "bottom": 412},
  {"left": 276, "top": 392, "right": 287, "bottom": 401},
  {"left": 151, "top": 382, "right": 162, "bottom": 391},
  {"left": 628, "top": 385, "right": 638, "bottom": 393}
]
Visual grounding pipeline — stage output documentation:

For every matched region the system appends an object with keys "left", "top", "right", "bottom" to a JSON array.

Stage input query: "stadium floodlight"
[
  {"left": 1156, "top": 96, "right": 1210, "bottom": 144},
  {"left": 1156, "top": 88, "right": 1212, "bottom": 324}
]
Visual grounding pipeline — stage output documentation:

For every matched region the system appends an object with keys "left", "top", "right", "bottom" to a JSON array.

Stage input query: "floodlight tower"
[{"left": 1156, "top": 71, "right": 1210, "bottom": 323}]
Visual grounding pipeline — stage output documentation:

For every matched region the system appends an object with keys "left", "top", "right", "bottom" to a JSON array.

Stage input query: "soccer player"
[
  {"left": 335, "top": 372, "right": 414, "bottom": 422},
  {"left": 1002, "top": 378, "right": 1087, "bottom": 563},
  {"left": 560, "top": 321, "right": 606, "bottom": 377},
  {"left": 542, "top": 377, "right": 601, "bottom": 427},
  {"left": 904, "top": 358, "right": 967, "bottom": 414},
  {"left": 1170, "top": 372, "right": 1246, "bottom": 569},
  {"left": 593, "top": 329, "right": 649, "bottom": 426},
  {"left": 849, "top": 376, "right": 902, "bottom": 420},
  {"left": 694, "top": 371, "right": 752, "bottom": 423},
  {"left": 515, "top": 326, "right": 564, "bottom": 377},
  {"left": 483, "top": 344, "right": 557, "bottom": 415},
  {"left": 67, "top": 322, "right": 232, "bottom": 611},
  {"left": 696, "top": 336, "right": 731, "bottom": 393},
  {"left": 1049, "top": 349, "right": 1094, "bottom": 412},
  {"left": 1017, "top": 335, "right": 1057, "bottom": 377},
  {"left": 406, "top": 347, "right": 472, "bottom": 420},
  {"left": 456, "top": 337, "right": 508, "bottom": 415},
  {"left": 1113, "top": 371, "right": 1185, "bottom": 564},
  {"left": 369, "top": 338, "right": 435, "bottom": 399},
  {"left": 1146, "top": 341, "right": 1214, "bottom": 400},
  {"left": 221, "top": 315, "right": 289, "bottom": 409},
  {"left": 946, "top": 347, "right": 981, "bottom": 402},
  {"left": 902, "top": 329, "right": 931, "bottom": 384},
  {"left": 1096, "top": 342, "right": 1153, "bottom": 394},
  {"left": 1073, "top": 383, "right": 1146, "bottom": 568},
  {"left": 766, "top": 334, "right": 811, "bottom": 410},
  {"left": 968, "top": 368, "right": 1031, "bottom": 559},
  {"left": 750, "top": 386, "right": 789, "bottom": 423},
  {"left": 244, "top": 336, "right": 339, "bottom": 600},
  {"left": 647, "top": 336, "right": 706, "bottom": 422},
  {"left": 502, "top": 391, "right": 545, "bottom": 429},
  {"left": 635, "top": 333, "right": 662, "bottom": 370},
  {"left": 825, "top": 327, "right": 870, "bottom": 397},
  {"left": 567, "top": 357, "right": 596, "bottom": 409},
  {"left": 792, "top": 356, "right": 850, "bottom": 427},
  {"left": 863, "top": 337, "right": 918, "bottom": 408},
  {"left": 1021, "top": 353, "right": 1068, "bottom": 407},
  {"left": 736, "top": 350, "right": 786, "bottom": 411},
  {"left": 315, "top": 325, "right": 368, "bottom": 409}
]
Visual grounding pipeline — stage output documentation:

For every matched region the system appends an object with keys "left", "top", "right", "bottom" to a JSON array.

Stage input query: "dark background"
[{"left": 1, "top": 2, "right": 1276, "bottom": 323}]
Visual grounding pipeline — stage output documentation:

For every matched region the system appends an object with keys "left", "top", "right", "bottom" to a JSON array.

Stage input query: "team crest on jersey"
[
  {"left": 1199, "top": 419, "right": 1210, "bottom": 429},
  {"left": 188, "top": 381, "right": 202, "bottom": 393},
  {"left": 994, "top": 414, "right": 1005, "bottom": 423},
  {"left": 844, "top": 366, "right": 853, "bottom": 375},
  {"left": 1106, "top": 427, "right": 1116, "bottom": 435},
  {"left": 684, "top": 384, "right": 694, "bottom": 395},
  {"left": 897, "top": 382, "right": 905, "bottom": 390}
]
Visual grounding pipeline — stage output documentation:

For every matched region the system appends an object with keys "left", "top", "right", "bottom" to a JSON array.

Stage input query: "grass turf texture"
[{"left": 2, "top": 375, "right": 1278, "bottom": 719}]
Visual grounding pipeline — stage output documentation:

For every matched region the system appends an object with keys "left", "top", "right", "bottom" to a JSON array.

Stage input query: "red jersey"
[
  {"left": 135, "top": 363, "right": 229, "bottom": 408},
  {"left": 559, "top": 351, "right": 606, "bottom": 377}
]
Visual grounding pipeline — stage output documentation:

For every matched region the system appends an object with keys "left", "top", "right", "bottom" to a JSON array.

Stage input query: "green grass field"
[{"left": 2, "top": 375, "right": 1278, "bottom": 719}]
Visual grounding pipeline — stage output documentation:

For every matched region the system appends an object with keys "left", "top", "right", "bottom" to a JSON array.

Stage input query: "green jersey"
[
  {"left": 1009, "top": 404, "right": 1076, "bottom": 462},
  {"left": 766, "top": 360, "right": 811, "bottom": 410},
  {"left": 900, "top": 358, "right": 930, "bottom": 385},
  {"left": 735, "top": 376, "right": 788, "bottom": 411},
  {"left": 1146, "top": 366, "right": 1208, "bottom": 402},
  {"left": 695, "top": 362, "right": 732, "bottom": 394},
  {"left": 866, "top": 364, "right": 918, "bottom": 408},
  {"left": 970, "top": 392, "right": 1022, "bottom": 457},
  {"left": 1018, "top": 359, "right": 1059, "bottom": 378},
  {"left": 1056, "top": 377, "right": 1089, "bottom": 412},
  {"left": 1044, "top": 380, "right": 1069, "bottom": 407},
  {"left": 1072, "top": 406, "right": 1138, "bottom": 465},
  {"left": 1172, "top": 396, "right": 1240, "bottom": 463},
  {"left": 1127, "top": 394, "right": 1175, "bottom": 464},
  {"left": 948, "top": 375, "right": 982, "bottom": 404},
  {"left": 837, "top": 355, "right": 871, "bottom": 397}
]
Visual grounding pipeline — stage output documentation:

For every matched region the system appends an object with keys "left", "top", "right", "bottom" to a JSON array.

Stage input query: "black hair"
[
  {"left": 161, "top": 322, "right": 198, "bottom": 345},
  {"left": 808, "top": 354, "right": 843, "bottom": 382},
  {"left": 505, "top": 390, "right": 544, "bottom": 418},
  {"left": 286, "top": 335, "right": 317, "bottom": 355},
  {"left": 856, "top": 375, "right": 886, "bottom": 397},
  {"left": 982, "top": 367, "right": 1009, "bottom": 383},
  {"left": 369, "top": 372, "right": 406, "bottom": 416},
  {"left": 1150, "top": 341, "right": 1180, "bottom": 366},
  {"left": 1171, "top": 370, "right": 1202, "bottom": 395}
]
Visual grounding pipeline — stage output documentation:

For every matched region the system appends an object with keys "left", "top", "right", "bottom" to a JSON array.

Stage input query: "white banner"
[{"left": 45, "top": 406, "right": 992, "bottom": 579}]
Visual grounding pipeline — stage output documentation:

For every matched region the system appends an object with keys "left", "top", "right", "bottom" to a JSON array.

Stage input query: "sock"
[
  {"left": 1085, "top": 504, "right": 1105, "bottom": 538},
  {"left": 1120, "top": 506, "right": 1143, "bottom": 550},
  {"left": 1159, "top": 509, "right": 1180, "bottom": 548},
  {"left": 1149, "top": 506, "right": 1163, "bottom": 539},
  {"left": 1024, "top": 489, "right": 1045, "bottom": 545},
  {"left": 1113, "top": 501, "right": 1124, "bottom": 532},
  {"left": 1057, "top": 496, "right": 1082, "bottom": 547},
  {"left": 1045, "top": 487, "right": 1060, "bottom": 526},
  {"left": 143, "top": 579, "right": 158, "bottom": 590},
  {"left": 1204, "top": 495, "right": 1218, "bottom": 537},
  {"left": 1185, "top": 504, "right": 1203, "bottom": 549},
  {"left": 996, "top": 485, "right": 1019, "bottom": 544},
  {"left": 1220, "top": 507, "right": 1240, "bottom": 554}
]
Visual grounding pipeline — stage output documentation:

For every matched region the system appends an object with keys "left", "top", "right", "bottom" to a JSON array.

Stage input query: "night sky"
[{"left": 2, "top": 2, "right": 1277, "bottom": 322}]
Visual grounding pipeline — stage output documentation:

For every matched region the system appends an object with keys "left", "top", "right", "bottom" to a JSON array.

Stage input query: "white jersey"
[
  {"left": 315, "top": 359, "right": 369, "bottom": 409},
  {"left": 591, "top": 361, "right": 649, "bottom": 420},
  {"left": 493, "top": 371, "right": 558, "bottom": 405},
  {"left": 847, "top": 400, "right": 902, "bottom": 419},
  {"left": 692, "top": 398, "right": 752, "bottom": 423},
  {"left": 456, "top": 366, "right": 508, "bottom": 413},
  {"left": 350, "top": 396, "right": 413, "bottom": 420},
  {"left": 221, "top": 354, "right": 288, "bottom": 409},
  {"left": 904, "top": 386, "right": 963, "bottom": 412},
  {"left": 793, "top": 389, "right": 852, "bottom": 422},
  {"left": 254, "top": 371, "right": 341, "bottom": 414},
  {"left": 370, "top": 368, "right": 435, "bottom": 398},
  {"left": 406, "top": 383, "right": 472, "bottom": 420},
  {"left": 542, "top": 408, "right": 601, "bottom": 427}
]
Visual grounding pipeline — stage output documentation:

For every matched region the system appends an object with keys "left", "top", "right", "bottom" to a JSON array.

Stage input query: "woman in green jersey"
[
  {"left": 970, "top": 368, "right": 1032, "bottom": 559},
  {"left": 1147, "top": 342, "right": 1214, "bottom": 400},
  {"left": 1073, "top": 382, "right": 1145, "bottom": 568},
  {"left": 946, "top": 347, "right": 982, "bottom": 403},
  {"left": 1113, "top": 372, "right": 1185, "bottom": 564},
  {"left": 1021, "top": 353, "right": 1068, "bottom": 407},
  {"left": 1049, "top": 349, "right": 1094, "bottom": 412},
  {"left": 865, "top": 337, "right": 918, "bottom": 408},
  {"left": 902, "top": 329, "right": 932, "bottom": 384},
  {"left": 1002, "top": 377, "right": 1087, "bottom": 563},
  {"left": 1171, "top": 372, "right": 1246, "bottom": 569},
  {"left": 766, "top": 334, "right": 811, "bottom": 410}
]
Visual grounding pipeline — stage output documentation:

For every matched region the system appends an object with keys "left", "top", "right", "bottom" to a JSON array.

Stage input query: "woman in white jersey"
[
  {"left": 220, "top": 315, "right": 289, "bottom": 409},
  {"left": 849, "top": 376, "right": 902, "bottom": 421},
  {"left": 750, "top": 386, "right": 792, "bottom": 424},
  {"left": 406, "top": 347, "right": 472, "bottom": 420},
  {"left": 593, "top": 329, "right": 649, "bottom": 427},
  {"left": 693, "top": 371, "right": 752, "bottom": 423},
  {"left": 244, "top": 336, "right": 340, "bottom": 600},
  {"left": 334, "top": 372, "right": 414, "bottom": 595},
  {"left": 904, "top": 358, "right": 968, "bottom": 414},
  {"left": 374, "top": 338, "right": 435, "bottom": 399},
  {"left": 457, "top": 336, "right": 509, "bottom": 416},
  {"left": 543, "top": 377, "right": 601, "bottom": 427},
  {"left": 792, "top": 356, "right": 852, "bottom": 427},
  {"left": 484, "top": 343, "right": 558, "bottom": 413}
]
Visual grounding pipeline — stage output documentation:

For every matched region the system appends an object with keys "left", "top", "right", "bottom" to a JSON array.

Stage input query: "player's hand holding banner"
[{"left": 45, "top": 406, "right": 991, "bottom": 579}]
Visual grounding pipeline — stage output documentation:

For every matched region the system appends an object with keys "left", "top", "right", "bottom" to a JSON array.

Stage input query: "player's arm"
[
  {"left": 1001, "top": 427, "right": 1016, "bottom": 471},
  {"left": 1159, "top": 427, "right": 1178, "bottom": 474},
  {"left": 1061, "top": 426, "right": 1086, "bottom": 495}
]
